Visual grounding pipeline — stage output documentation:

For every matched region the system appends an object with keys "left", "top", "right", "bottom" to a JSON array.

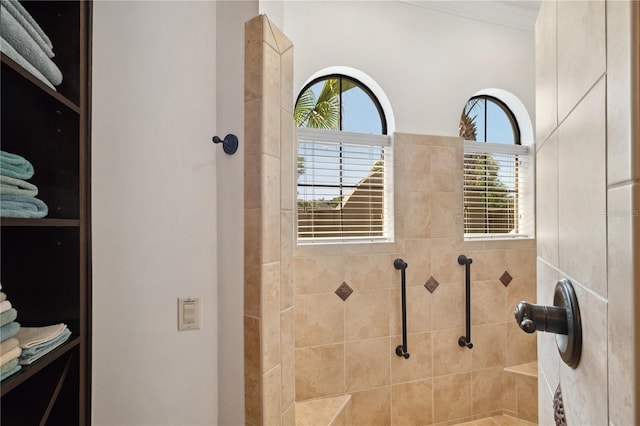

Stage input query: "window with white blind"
[
  {"left": 460, "top": 95, "right": 534, "bottom": 239},
  {"left": 295, "top": 74, "right": 392, "bottom": 243}
]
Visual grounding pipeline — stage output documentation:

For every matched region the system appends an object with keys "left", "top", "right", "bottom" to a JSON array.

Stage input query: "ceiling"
[{"left": 399, "top": 1, "right": 542, "bottom": 31}]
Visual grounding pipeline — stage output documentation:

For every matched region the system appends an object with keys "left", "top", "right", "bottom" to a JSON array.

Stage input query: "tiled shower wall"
[
  {"left": 244, "top": 15, "right": 296, "bottom": 426},
  {"left": 535, "top": 1, "right": 640, "bottom": 425},
  {"left": 244, "top": 14, "right": 538, "bottom": 426},
  {"left": 292, "top": 134, "right": 537, "bottom": 425}
]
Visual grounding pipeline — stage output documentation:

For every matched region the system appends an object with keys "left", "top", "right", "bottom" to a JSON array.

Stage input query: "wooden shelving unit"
[{"left": 1, "top": 1, "right": 92, "bottom": 424}]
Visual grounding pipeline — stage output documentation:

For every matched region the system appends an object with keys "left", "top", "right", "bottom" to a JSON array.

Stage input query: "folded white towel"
[
  {"left": 0, "top": 35, "right": 56, "bottom": 90},
  {"left": 0, "top": 6, "right": 62, "bottom": 86},
  {"left": 0, "top": 345, "right": 20, "bottom": 364},
  {"left": 0, "top": 0, "right": 54, "bottom": 58},
  {"left": 0, "top": 300, "right": 11, "bottom": 314},
  {"left": 16, "top": 324, "right": 67, "bottom": 349},
  {"left": 0, "top": 337, "right": 18, "bottom": 355}
]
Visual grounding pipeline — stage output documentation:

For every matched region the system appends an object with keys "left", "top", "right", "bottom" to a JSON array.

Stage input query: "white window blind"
[
  {"left": 463, "top": 141, "right": 533, "bottom": 239},
  {"left": 297, "top": 127, "right": 393, "bottom": 243}
]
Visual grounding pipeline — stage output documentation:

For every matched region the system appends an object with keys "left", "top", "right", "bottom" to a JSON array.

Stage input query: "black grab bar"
[
  {"left": 394, "top": 258, "right": 410, "bottom": 359},
  {"left": 458, "top": 255, "right": 473, "bottom": 349}
]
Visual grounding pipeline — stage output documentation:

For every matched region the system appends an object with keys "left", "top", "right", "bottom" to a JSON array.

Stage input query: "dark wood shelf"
[
  {"left": 0, "top": 336, "right": 81, "bottom": 396},
  {"left": 1, "top": 1, "right": 91, "bottom": 423},
  {"left": 0, "top": 54, "right": 80, "bottom": 114},
  {"left": 0, "top": 218, "right": 80, "bottom": 227}
]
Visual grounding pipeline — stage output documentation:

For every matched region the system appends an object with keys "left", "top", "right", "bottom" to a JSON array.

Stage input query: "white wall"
[
  {"left": 283, "top": 1, "right": 535, "bottom": 137},
  {"left": 92, "top": 2, "right": 218, "bottom": 424}
]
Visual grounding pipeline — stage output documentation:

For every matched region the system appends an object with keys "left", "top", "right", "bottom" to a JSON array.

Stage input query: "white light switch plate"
[{"left": 178, "top": 297, "right": 201, "bottom": 330}]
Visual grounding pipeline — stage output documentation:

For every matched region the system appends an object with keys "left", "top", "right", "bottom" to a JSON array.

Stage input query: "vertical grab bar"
[
  {"left": 394, "top": 258, "right": 410, "bottom": 359},
  {"left": 458, "top": 255, "right": 474, "bottom": 349}
]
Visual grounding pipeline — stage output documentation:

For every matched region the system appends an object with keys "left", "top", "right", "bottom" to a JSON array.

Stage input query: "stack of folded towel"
[
  {"left": 16, "top": 323, "right": 71, "bottom": 365},
  {"left": 1, "top": 150, "right": 48, "bottom": 218},
  {"left": 0, "top": 0, "right": 62, "bottom": 90},
  {"left": 0, "top": 284, "right": 22, "bottom": 381}
]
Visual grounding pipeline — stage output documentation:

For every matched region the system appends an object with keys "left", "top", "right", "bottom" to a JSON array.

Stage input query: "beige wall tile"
[
  {"left": 536, "top": 259, "right": 560, "bottom": 389},
  {"left": 344, "top": 254, "right": 395, "bottom": 290},
  {"left": 282, "top": 403, "right": 296, "bottom": 426},
  {"left": 244, "top": 99, "right": 262, "bottom": 209},
  {"left": 607, "top": 183, "right": 639, "bottom": 426},
  {"left": 263, "top": 365, "right": 282, "bottom": 426},
  {"left": 262, "top": 154, "right": 281, "bottom": 264},
  {"left": 281, "top": 308, "right": 296, "bottom": 411},
  {"left": 404, "top": 239, "right": 432, "bottom": 287},
  {"left": 506, "top": 321, "right": 537, "bottom": 366},
  {"left": 245, "top": 315, "right": 262, "bottom": 425},
  {"left": 396, "top": 143, "right": 431, "bottom": 193},
  {"left": 558, "top": 79, "right": 607, "bottom": 297},
  {"left": 559, "top": 280, "right": 608, "bottom": 426},
  {"left": 516, "top": 375, "right": 538, "bottom": 423},
  {"left": 536, "top": 133, "right": 558, "bottom": 265},
  {"left": 293, "top": 256, "right": 345, "bottom": 295},
  {"left": 280, "top": 211, "right": 294, "bottom": 310},
  {"left": 262, "top": 262, "right": 281, "bottom": 372},
  {"left": 279, "top": 42, "right": 294, "bottom": 114},
  {"left": 432, "top": 281, "right": 465, "bottom": 331},
  {"left": 471, "top": 281, "right": 505, "bottom": 326},
  {"left": 607, "top": 1, "right": 640, "bottom": 185},
  {"left": 502, "top": 372, "right": 517, "bottom": 414},
  {"left": 345, "top": 338, "right": 390, "bottom": 392},
  {"left": 294, "top": 292, "right": 344, "bottom": 347},
  {"left": 295, "top": 344, "right": 345, "bottom": 400},
  {"left": 471, "top": 367, "right": 504, "bottom": 415},
  {"left": 344, "top": 288, "right": 391, "bottom": 341},
  {"left": 398, "top": 191, "right": 432, "bottom": 239},
  {"left": 535, "top": 0, "right": 557, "bottom": 145},
  {"left": 245, "top": 208, "right": 262, "bottom": 317},
  {"left": 471, "top": 323, "right": 507, "bottom": 370},
  {"left": 391, "top": 332, "right": 433, "bottom": 384},
  {"left": 433, "top": 372, "right": 471, "bottom": 423},
  {"left": 557, "top": 0, "right": 606, "bottom": 121},
  {"left": 391, "top": 380, "right": 433, "bottom": 426},
  {"left": 467, "top": 250, "right": 506, "bottom": 282},
  {"left": 244, "top": 16, "right": 263, "bottom": 102},
  {"left": 432, "top": 328, "right": 471, "bottom": 377},
  {"left": 350, "top": 387, "right": 391, "bottom": 426},
  {"left": 267, "top": 16, "right": 293, "bottom": 54},
  {"left": 430, "top": 145, "right": 461, "bottom": 193},
  {"left": 430, "top": 191, "right": 463, "bottom": 239},
  {"left": 430, "top": 238, "right": 465, "bottom": 286},
  {"left": 505, "top": 248, "right": 536, "bottom": 279},
  {"left": 537, "top": 372, "right": 555, "bottom": 426},
  {"left": 262, "top": 44, "right": 281, "bottom": 159}
]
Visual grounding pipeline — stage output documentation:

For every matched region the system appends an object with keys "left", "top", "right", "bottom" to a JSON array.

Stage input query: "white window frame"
[
  {"left": 296, "top": 127, "right": 394, "bottom": 245},
  {"left": 463, "top": 140, "right": 534, "bottom": 240}
]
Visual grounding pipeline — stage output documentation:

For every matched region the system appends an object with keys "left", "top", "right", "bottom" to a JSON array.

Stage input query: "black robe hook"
[{"left": 212, "top": 134, "right": 238, "bottom": 155}]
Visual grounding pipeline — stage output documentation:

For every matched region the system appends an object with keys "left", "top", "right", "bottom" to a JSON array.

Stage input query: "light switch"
[{"left": 178, "top": 297, "right": 201, "bottom": 330}]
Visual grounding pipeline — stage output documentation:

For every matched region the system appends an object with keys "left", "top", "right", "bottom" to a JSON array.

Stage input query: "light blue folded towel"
[
  {"left": 1, "top": 175, "right": 38, "bottom": 196},
  {"left": 0, "top": 308, "right": 17, "bottom": 327},
  {"left": 0, "top": 151, "right": 34, "bottom": 180},
  {"left": 0, "top": 357, "right": 19, "bottom": 375},
  {"left": 19, "top": 328, "right": 71, "bottom": 365},
  {"left": 0, "top": 5, "right": 62, "bottom": 86},
  {"left": 0, "top": 322, "right": 20, "bottom": 343},
  {"left": 1, "top": 194, "right": 48, "bottom": 218},
  {"left": 0, "top": 0, "right": 54, "bottom": 58},
  {"left": 0, "top": 364, "right": 21, "bottom": 380},
  {"left": 0, "top": 34, "right": 56, "bottom": 90}
]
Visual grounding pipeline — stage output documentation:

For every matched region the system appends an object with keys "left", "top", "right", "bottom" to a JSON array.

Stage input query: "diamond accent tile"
[
  {"left": 500, "top": 271, "right": 513, "bottom": 287},
  {"left": 424, "top": 276, "right": 439, "bottom": 293},
  {"left": 335, "top": 282, "right": 353, "bottom": 301}
]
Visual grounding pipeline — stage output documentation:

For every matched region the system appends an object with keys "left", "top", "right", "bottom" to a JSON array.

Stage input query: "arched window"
[
  {"left": 295, "top": 74, "right": 393, "bottom": 243},
  {"left": 460, "top": 94, "right": 533, "bottom": 239}
]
